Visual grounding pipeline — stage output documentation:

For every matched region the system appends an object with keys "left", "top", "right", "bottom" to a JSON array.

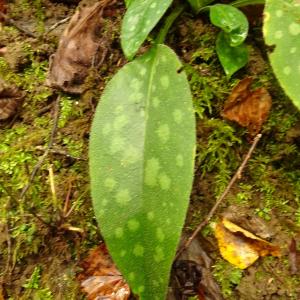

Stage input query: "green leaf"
[
  {"left": 121, "top": 0, "right": 173, "bottom": 60},
  {"left": 216, "top": 31, "right": 248, "bottom": 77},
  {"left": 186, "top": 0, "right": 214, "bottom": 13},
  {"left": 263, "top": 0, "right": 300, "bottom": 110},
  {"left": 89, "top": 44, "right": 195, "bottom": 299},
  {"left": 124, "top": 0, "right": 134, "bottom": 8},
  {"left": 210, "top": 4, "right": 249, "bottom": 46},
  {"left": 230, "top": 0, "right": 265, "bottom": 7}
]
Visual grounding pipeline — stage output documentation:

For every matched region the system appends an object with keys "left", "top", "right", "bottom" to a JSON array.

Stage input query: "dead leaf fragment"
[
  {"left": 77, "top": 244, "right": 130, "bottom": 300},
  {"left": 215, "top": 218, "right": 280, "bottom": 269},
  {"left": 222, "top": 77, "right": 272, "bottom": 136},
  {"left": 0, "top": 78, "right": 24, "bottom": 120},
  {"left": 46, "top": 2, "right": 107, "bottom": 94},
  {"left": 169, "top": 234, "right": 223, "bottom": 300},
  {"left": 289, "top": 238, "right": 300, "bottom": 275}
]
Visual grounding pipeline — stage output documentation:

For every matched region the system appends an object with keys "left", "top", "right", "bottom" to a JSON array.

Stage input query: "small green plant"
[
  {"left": 23, "top": 266, "right": 42, "bottom": 289},
  {"left": 89, "top": 0, "right": 300, "bottom": 299},
  {"left": 22, "top": 266, "right": 54, "bottom": 299},
  {"left": 213, "top": 259, "right": 243, "bottom": 297}
]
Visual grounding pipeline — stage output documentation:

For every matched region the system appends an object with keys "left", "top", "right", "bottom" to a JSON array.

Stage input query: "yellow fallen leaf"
[{"left": 215, "top": 218, "right": 280, "bottom": 269}]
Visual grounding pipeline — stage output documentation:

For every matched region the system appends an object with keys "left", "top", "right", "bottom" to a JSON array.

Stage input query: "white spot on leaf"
[
  {"left": 160, "top": 75, "right": 170, "bottom": 88},
  {"left": 110, "top": 136, "right": 125, "bottom": 154},
  {"left": 145, "top": 158, "right": 161, "bottom": 186},
  {"left": 133, "top": 244, "right": 144, "bottom": 257},
  {"left": 156, "top": 228, "right": 165, "bottom": 242},
  {"left": 154, "top": 246, "right": 165, "bottom": 262},
  {"left": 156, "top": 124, "right": 170, "bottom": 143},
  {"left": 176, "top": 154, "right": 184, "bottom": 167},
  {"left": 104, "top": 178, "right": 116, "bottom": 191},
  {"left": 275, "top": 30, "right": 283, "bottom": 39},
  {"left": 275, "top": 10, "right": 283, "bottom": 17},
  {"left": 128, "top": 219, "right": 140, "bottom": 231},
  {"left": 147, "top": 211, "right": 155, "bottom": 220},
  {"left": 115, "top": 189, "right": 131, "bottom": 205},
  {"left": 173, "top": 109, "right": 183, "bottom": 123},
  {"left": 289, "top": 22, "right": 300, "bottom": 36},
  {"left": 122, "top": 145, "right": 140, "bottom": 165},
  {"left": 114, "top": 115, "right": 129, "bottom": 130},
  {"left": 158, "top": 173, "right": 171, "bottom": 190},
  {"left": 130, "top": 78, "right": 142, "bottom": 90},
  {"left": 283, "top": 66, "right": 291, "bottom": 75},
  {"left": 102, "top": 123, "right": 111, "bottom": 136},
  {"left": 152, "top": 97, "right": 160, "bottom": 108},
  {"left": 115, "top": 227, "right": 124, "bottom": 238},
  {"left": 129, "top": 92, "right": 143, "bottom": 104}
]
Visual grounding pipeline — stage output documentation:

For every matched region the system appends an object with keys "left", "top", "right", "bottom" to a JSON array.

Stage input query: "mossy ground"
[{"left": 0, "top": 1, "right": 300, "bottom": 299}]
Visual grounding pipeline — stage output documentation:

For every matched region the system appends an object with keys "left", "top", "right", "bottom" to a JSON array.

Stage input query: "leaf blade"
[
  {"left": 216, "top": 32, "right": 248, "bottom": 77},
  {"left": 263, "top": 0, "right": 300, "bottom": 110},
  {"left": 89, "top": 44, "right": 196, "bottom": 299},
  {"left": 121, "top": 0, "right": 173, "bottom": 60},
  {"left": 186, "top": 0, "right": 214, "bottom": 13},
  {"left": 210, "top": 4, "right": 249, "bottom": 46}
]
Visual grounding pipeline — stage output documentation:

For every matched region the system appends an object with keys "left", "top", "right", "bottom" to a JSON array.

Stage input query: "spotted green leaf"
[
  {"left": 216, "top": 31, "right": 248, "bottom": 77},
  {"left": 263, "top": 0, "right": 300, "bottom": 110},
  {"left": 210, "top": 4, "right": 249, "bottom": 47},
  {"left": 186, "top": 0, "right": 214, "bottom": 13},
  {"left": 89, "top": 44, "right": 195, "bottom": 300},
  {"left": 121, "top": 0, "right": 172, "bottom": 60},
  {"left": 230, "top": 0, "right": 265, "bottom": 7},
  {"left": 124, "top": 0, "right": 133, "bottom": 8}
]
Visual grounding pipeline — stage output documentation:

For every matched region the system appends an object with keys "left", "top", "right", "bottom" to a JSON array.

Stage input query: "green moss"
[
  {"left": 213, "top": 259, "right": 243, "bottom": 298},
  {"left": 197, "top": 118, "right": 242, "bottom": 196}
]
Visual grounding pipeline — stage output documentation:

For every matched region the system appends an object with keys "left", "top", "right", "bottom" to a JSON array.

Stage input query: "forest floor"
[{"left": 1, "top": 0, "right": 300, "bottom": 299}]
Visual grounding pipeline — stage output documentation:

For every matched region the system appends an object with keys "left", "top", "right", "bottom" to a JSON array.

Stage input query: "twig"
[
  {"left": 4, "top": 219, "right": 12, "bottom": 276},
  {"left": 19, "top": 96, "right": 60, "bottom": 226},
  {"left": 45, "top": 16, "right": 71, "bottom": 35},
  {"left": 35, "top": 145, "right": 86, "bottom": 161},
  {"left": 176, "top": 133, "right": 262, "bottom": 259},
  {"left": 63, "top": 180, "right": 73, "bottom": 217},
  {"left": 0, "top": 12, "right": 37, "bottom": 38}
]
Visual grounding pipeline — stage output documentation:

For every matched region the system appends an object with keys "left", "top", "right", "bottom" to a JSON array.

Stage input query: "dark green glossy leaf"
[
  {"left": 210, "top": 4, "right": 249, "bottom": 46},
  {"left": 216, "top": 31, "right": 248, "bottom": 77},
  {"left": 121, "top": 0, "right": 172, "bottom": 60},
  {"left": 186, "top": 0, "right": 214, "bottom": 13},
  {"left": 89, "top": 44, "right": 196, "bottom": 300},
  {"left": 263, "top": 0, "right": 300, "bottom": 110}
]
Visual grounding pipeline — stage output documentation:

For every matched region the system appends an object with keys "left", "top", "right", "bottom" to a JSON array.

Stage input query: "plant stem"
[{"left": 155, "top": 2, "right": 187, "bottom": 45}]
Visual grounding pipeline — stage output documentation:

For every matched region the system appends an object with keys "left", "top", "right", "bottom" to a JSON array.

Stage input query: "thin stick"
[
  {"left": 45, "top": 16, "right": 71, "bottom": 35},
  {"left": 0, "top": 12, "right": 37, "bottom": 38},
  {"left": 63, "top": 180, "right": 72, "bottom": 217},
  {"left": 176, "top": 133, "right": 262, "bottom": 259},
  {"left": 35, "top": 146, "right": 86, "bottom": 161},
  {"left": 19, "top": 95, "right": 60, "bottom": 200}
]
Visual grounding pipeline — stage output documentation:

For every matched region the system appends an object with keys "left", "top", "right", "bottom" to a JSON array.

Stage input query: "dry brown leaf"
[
  {"left": 215, "top": 218, "right": 280, "bottom": 269},
  {"left": 288, "top": 238, "right": 300, "bottom": 275},
  {"left": 77, "top": 244, "right": 130, "bottom": 300},
  {"left": 0, "top": 78, "right": 24, "bottom": 120},
  {"left": 169, "top": 234, "right": 223, "bottom": 300},
  {"left": 0, "top": 0, "right": 6, "bottom": 15},
  {"left": 221, "top": 77, "right": 272, "bottom": 136},
  {"left": 46, "top": 1, "right": 109, "bottom": 94}
]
